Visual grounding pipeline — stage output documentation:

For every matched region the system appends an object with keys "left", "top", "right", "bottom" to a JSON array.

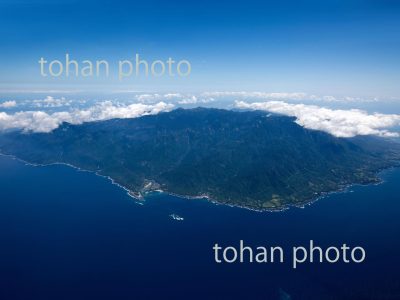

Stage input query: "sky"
[
  {"left": 0, "top": 0, "right": 399, "bottom": 99},
  {"left": 1, "top": 0, "right": 400, "bottom": 137}
]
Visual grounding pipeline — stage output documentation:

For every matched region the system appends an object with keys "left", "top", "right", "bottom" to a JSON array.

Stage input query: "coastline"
[{"left": 0, "top": 151, "right": 397, "bottom": 213}]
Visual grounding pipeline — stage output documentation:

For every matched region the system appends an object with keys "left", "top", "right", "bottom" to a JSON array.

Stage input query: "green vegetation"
[{"left": 0, "top": 108, "right": 399, "bottom": 210}]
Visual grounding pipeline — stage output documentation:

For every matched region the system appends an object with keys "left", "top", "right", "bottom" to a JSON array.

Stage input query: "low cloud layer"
[
  {"left": 201, "top": 91, "right": 381, "bottom": 102},
  {"left": 1, "top": 96, "right": 399, "bottom": 138},
  {"left": 32, "top": 96, "right": 72, "bottom": 108},
  {"left": 0, "top": 101, "right": 174, "bottom": 133},
  {"left": 236, "top": 100, "right": 400, "bottom": 138},
  {"left": 133, "top": 93, "right": 215, "bottom": 105},
  {"left": 129, "top": 91, "right": 382, "bottom": 104},
  {"left": 0, "top": 101, "right": 17, "bottom": 108}
]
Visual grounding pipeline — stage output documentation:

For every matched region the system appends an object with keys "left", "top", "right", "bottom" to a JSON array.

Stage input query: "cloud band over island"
[
  {"left": 235, "top": 101, "right": 400, "bottom": 138},
  {"left": 0, "top": 96, "right": 399, "bottom": 138},
  {"left": 0, "top": 101, "right": 174, "bottom": 133}
]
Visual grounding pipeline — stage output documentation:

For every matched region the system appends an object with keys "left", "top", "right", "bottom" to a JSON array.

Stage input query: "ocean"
[{"left": 0, "top": 154, "right": 400, "bottom": 300}]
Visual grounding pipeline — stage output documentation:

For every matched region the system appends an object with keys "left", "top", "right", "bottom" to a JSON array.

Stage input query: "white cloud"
[
  {"left": 115, "top": 91, "right": 382, "bottom": 105},
  {"left": 32, "top": 96, "right": 72, "bottom": 108},
  {"left": 2, "top": 93, "right": 398, "bottom": 138},
  {"left": 163, "top": 93, "right": 183, "bottom": 99},
  {"left": 135, "top": 93, "right": 162, "bottom": 103},
  {"left": 0, "top": 101, "right": 17, "bottom": 108},
  {"left": 133, "top": 93, "right": 216, "bottom": 105},
  {"left": 178, "top": 95, "right": 217, "bottom": 104},
  {"left": 235, "top": 100, "right": 400, "bottom": 138},
  {"left": 135, "top": 93, "right": 187, "bottom": 103},
  {"left": 178, "top": 96, "right": 198, "bottom": 104},
  {"left": 0, "top": 101, "right": 174, "bottom": 133},
  {"left": 202, "top": 91, "right": 310, "bottom": 101},
  {"left": 200, "top": 91, "right": 385, "bottom": 103}
]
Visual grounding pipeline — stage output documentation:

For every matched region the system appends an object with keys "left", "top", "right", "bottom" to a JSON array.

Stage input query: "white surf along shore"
[{"left": 0, "top": 151, "right": 394, "bottom": 213}]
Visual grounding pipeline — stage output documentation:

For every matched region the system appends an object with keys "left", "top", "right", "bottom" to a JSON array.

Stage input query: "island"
[{"left": 0, "top": 107, "right": 399, "bottom": 210}]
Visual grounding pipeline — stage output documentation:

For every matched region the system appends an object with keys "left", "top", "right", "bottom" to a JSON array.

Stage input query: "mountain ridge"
[{"left": 0, "top": 107, "right": 399, "bottom": 210}]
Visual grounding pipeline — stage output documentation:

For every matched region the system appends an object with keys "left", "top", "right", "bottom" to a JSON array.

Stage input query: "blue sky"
[{"left": 0, "top": 0, "right": 400, "bottom": 98}]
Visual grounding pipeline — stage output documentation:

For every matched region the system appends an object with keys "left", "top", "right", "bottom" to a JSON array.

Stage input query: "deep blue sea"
[{"left": 1, "top": 154, "right": 400, "bottom": 300}]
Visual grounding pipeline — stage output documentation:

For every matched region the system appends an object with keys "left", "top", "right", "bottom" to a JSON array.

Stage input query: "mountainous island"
[{"left": 0, "top": 108, "right": 399, "bottom": 210}]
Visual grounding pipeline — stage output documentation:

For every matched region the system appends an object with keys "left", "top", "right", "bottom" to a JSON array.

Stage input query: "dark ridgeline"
[{"left": 0, "top": 108, "right": 399, "bottom": 210}]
